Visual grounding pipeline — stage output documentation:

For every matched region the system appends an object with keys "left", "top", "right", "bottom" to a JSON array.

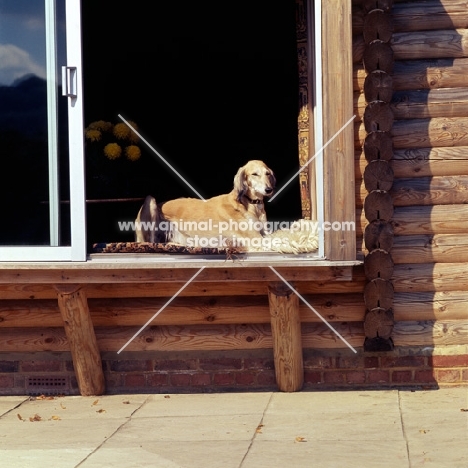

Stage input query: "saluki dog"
[{"left": 135, "top": 160, "right": 276, "bottom": 249}]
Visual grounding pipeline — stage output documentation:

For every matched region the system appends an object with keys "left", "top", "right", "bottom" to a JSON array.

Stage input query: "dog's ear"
[
  {"left": 233, "top": 166, "right": 248, "bottom": 202},
  {"left": 268, "top": 168, "right": 276, "bottom": 189}
]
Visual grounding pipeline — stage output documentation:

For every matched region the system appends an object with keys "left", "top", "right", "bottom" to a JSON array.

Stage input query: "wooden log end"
[
  {"left": 363, "top": 9, "right": 394, "bottom": 44},
  {"left": 364, "top": 219, "right": 394, "bottom": 251},
  {"left": 363, "top": 160, "right": 394, "bottom": 192},
  {"left": 363, "top": 131, "right": 394, "bottom": 162}
]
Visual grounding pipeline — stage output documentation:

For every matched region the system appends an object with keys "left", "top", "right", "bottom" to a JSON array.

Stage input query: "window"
[
  {"left": 0, "top": 0, "right": 86, "bottom": 261},
  {"left": 0, "top": 0, "right": 355, "bottom": 263}
]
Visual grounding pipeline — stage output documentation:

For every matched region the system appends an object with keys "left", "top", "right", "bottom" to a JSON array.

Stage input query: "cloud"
[{"left": 0, "top": 43, "right": 46, "bottom": 85}]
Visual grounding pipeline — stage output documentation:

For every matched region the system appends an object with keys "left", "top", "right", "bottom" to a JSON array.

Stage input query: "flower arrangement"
[
  {"left": 85, "top": 120, "right": 141, "bottom": 162},
  {"left": 84, "top": 120, "right": 144, "bottom": 198}
]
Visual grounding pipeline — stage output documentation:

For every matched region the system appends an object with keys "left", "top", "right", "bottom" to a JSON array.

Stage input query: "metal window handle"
[{"left": 62, "top": 66, "right": 77, "bottom": 98}]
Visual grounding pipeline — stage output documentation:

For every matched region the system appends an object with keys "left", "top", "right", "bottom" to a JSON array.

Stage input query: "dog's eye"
[{"left": 252, "top": 173, "right": 259, "bottom": 176}]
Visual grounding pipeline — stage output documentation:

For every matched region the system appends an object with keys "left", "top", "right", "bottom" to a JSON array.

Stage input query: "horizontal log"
[
  {"left": 353, "top": 29, "right": 468, "bottom": 64},
  {"left": 0, "top": 319, "right": 466, "bottom": 352},
  {"left": 0, "top": 272, "right": 367, "bottom": 300},
  {"left": 393, "top": 262, "right": 468, "bottom": 293},
  {"left": 392, "top": 29, "right": 468, "bottom": 61},
  {"left": 356, "top": 175, "right": 468, "bottom": 207},
  {"left": 354, "top": 88, "right": 468, "bottom": 122},
  {"left": 355, "top": 118, "right": 468, "bottom": 150},
  {"left": 356, "top": 147, "right": 468, "bottom": 180},
  {"left": 356, "top": 204, "right": 468, "bottom": 237},
  {"left": 354, "top": 59, "right": 468, "bottom": 93},
  {"left": 0, "top": 293, "right": 366, "bottom": 328},
  {"left": 0, "top": 263, "right": 354, "bottom": 284},
  {"left": 353, "top": 1, "right": 468, "bottom": 34},
  {"left": 392, "top": 234, "right": 468, "bottom": 264}
]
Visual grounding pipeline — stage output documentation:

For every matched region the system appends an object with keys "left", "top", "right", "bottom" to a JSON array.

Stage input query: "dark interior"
[{"left": 82, "top": 1, "right": 303, "bottom": 248}]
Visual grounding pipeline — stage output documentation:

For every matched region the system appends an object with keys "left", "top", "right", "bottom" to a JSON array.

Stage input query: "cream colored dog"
[{"left": 135, "top": 160, "right": 276, "bottom": 249}]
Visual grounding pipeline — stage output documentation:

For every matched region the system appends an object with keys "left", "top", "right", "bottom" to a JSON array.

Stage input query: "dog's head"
[{"left": 234, "top": 160, "right": 276, "bottom": 203}]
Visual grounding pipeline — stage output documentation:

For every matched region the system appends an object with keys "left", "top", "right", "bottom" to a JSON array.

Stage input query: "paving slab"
[{"left": 0, "top": 388, "right": 466, "bottom": 468}]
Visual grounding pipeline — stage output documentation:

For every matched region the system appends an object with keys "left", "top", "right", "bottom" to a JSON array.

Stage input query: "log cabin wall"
[
  {"left": 1, "top": 0, "right": 468, "bottom": 396},
  {"left": 354, "top": 0, "right": 468, "bottom": 383}
]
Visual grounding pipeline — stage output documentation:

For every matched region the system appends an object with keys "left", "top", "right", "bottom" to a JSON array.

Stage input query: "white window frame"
[{"left": 0, "top": 0, "right": 86, "bottom": 262}]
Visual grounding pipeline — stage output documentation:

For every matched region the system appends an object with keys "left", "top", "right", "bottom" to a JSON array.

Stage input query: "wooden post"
[
  {"left": 268, "top": 282, "right": 303, "bottom": 392},
  {"left": 55, "top": 285, "right": 105, "bottom": 396}
]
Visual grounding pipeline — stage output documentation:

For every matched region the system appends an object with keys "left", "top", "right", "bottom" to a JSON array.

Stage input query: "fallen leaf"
[
  {"left": 92, "top": 399, "right": 99, "bottom": 406},
  {"left": 96, "top": 409, "right": 106, "bottom": 413},
  {"left": 122, "top": 400, "right": 130, "bottom": 405},
  {"left": 461, "top": 408, "right": 468, "bottom": 412},
  {"left": 17, "top": 413, "right": 24, "bottom": 421},
  {"left": 255, "top": 424, "right": 264, "bottom": 433},
  {"left": 419, "top": 429, "right": 430, "bottom": 434},
  {"left": 164, "top": 395, "right": 170, "bottom": 399},
  {"left": 36, "top": 395, "right": 55, "bottom": 401},
  {"left": 50, "top": 415, "right": 61, "bottom": 421},
  {"left": 60, "top": 403, "right": 67, "bottom": 410},
  {"left": 295, "top": 436, "right": 307, "bottom": 443},
  {"left": 29, "top": 414, "right": 42, "bottom": 422}
]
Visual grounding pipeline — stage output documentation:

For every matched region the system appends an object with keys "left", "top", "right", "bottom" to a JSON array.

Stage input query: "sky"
[{"left": 0, "top": 0, "right": 66, "bottom": 85}]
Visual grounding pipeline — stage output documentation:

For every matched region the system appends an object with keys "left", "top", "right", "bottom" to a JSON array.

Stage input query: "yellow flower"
[
  {"left": 125, "top": 145, "right": 141, "bottom": 161},
  {"left": 113, "top": 123, "right": 130, "bottom": 140},
  {"left": 85, "top": 129, "right": 102, "bottom": 142},
  {"left": 126, "top": 121, "right": 139, "bottom": 143},
  {"left": 88, "top": 120, "right": 112, "bottom": 132},
  {"left": 104, "top": 143, "right": 122, "bottom": 160}
]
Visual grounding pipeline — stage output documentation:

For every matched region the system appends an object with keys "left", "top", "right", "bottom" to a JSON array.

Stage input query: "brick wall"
[{"left": 1, "top": 348, "right": 467, "bottom": 395}]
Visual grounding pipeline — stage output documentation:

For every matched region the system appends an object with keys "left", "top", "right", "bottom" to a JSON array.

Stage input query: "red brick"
[
  {"left": 336, "top": 356, "right": 378, "bottom": 369},
  {"left": 303, "top": 356, "right": 333, "bottom": 369},
  {"left": 304, "top": 371, "right": 322, "bottom": 384},
  {"left": 381, "top": 356, "right": 425, "bottom": 368},
  {"left": 191, "top": 373, "right": 212, "bottom": 386},
  {"left": 367, "top": 370, "right": 390, "bottom": 384},
  {"left": 0, "top": 361, "right": 19, "bottom": 373},
  {"left": 147, "top": 373, "right": 169, "bottom": 387},
  {"left": 346, "top": 371, "right": 366, "bottom": 384},
  {"left": 21, "top": 360, "right": 62, "bottom": 372},
  {"left": 256, "top": 370, "right": 276, "bottom": 386},
  {"left": 170, "top": 374, "right": 191, "bottom": 387},
  {"left": 124, "top": 374, "right": 146, "bottom": 387},
  {"left": 323, "top": 371, "right": 345, "bottom": 384},
  {"left": 391, "top": 370, "right": 413, "bottom": 383},
  {"left": 0, "top": 375, "right": 14, "bottom": 388},
  {"left": 414, "top": 370, "right": 435, "bottom": 384},
  {"left": 109, "top": 360, "right": 152, "bottom": 372},
  {"left": 213, "top": 373, "right": 236, "bottom": 386},
  {"left": 235, "top": 372, "right": 256, "bottom": 386},
  {"left": 429, "top": 355, "right": 468, "bottom": 368},
  {"left": 199, "top": 359, "right": 242, "bottom": 371},
  {"left": 462, "top": 369, "right": 468, "bottom": 382},
  {"left": 244, "top": 358, "right": 275, "bottom": 370},
  {"left": 436, "top": 369, "right": 461, "bottom": 383},
  {"left": 154, "top": 359, "right": 198, "bottom": 371}
]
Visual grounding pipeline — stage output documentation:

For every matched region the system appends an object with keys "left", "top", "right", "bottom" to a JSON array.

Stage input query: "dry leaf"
[
  {"left": 17, "top": 413, "right": 24, "bottom": 421},
  {"left": 96, "top": 409, "right": 106, "bottom": 413},
  {"left": 29, "top": 414, "right": 42, "bottom": 422},
  {"left": 60, "top": 403, "right": 67, "bottom": 410},
  {"left": 461, "top": 408, "right": 468, "bottom": 412},
  {"left": 122, "top": 400, "right": 130, "bottom": 405},
  {"left": 255, "top": 424, "right": 264, "bottom": 433},
  {"left": 164, "top": 395, "right": 170, "bottom": 399},
  {"left": 92, "top": 399, "right": 99, "bottom": 406},
  {"left": 36, "top": 395, "right": 55, "bottom": 401},
  {"left": 50, "top": 415, "right": 61, "bottom": 421},
  {"left": 419, "top": 429, "right": 429, "bottom": 434},
  {"left": 295, "top": 436, "right": 307, "bottom": 443}
]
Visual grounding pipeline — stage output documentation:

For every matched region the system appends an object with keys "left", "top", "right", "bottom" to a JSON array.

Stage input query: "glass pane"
[{"left": 0, "top": 0, "right": 70, "bottom": 246}]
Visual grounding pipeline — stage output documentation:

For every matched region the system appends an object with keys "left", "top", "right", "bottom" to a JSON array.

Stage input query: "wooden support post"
[
  {"left": 55, "top": 285, "right": 105, "bottom": 396},
  {"left": 268, "top": 282, "right": 303, "bottom": 392}
]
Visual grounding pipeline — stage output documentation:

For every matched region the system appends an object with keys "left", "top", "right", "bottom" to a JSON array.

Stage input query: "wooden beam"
[
  {"left": 55, "top": 285, "right": 105, "bottom": 396},
  {"left": 268, "top": 282, "right": 303, "bottom": 392},
  {"left": 322, "top": 0, "right": 356, "bottom": 260}
]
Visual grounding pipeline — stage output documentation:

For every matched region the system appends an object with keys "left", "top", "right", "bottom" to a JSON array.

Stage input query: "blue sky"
[{"left": 0, "top": 0, "right": 66, "bottom": 85}]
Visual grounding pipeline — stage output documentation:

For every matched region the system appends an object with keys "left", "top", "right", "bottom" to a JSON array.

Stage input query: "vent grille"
[{"left": 27, "top": 377, "right": 68, "bottom": 395}]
